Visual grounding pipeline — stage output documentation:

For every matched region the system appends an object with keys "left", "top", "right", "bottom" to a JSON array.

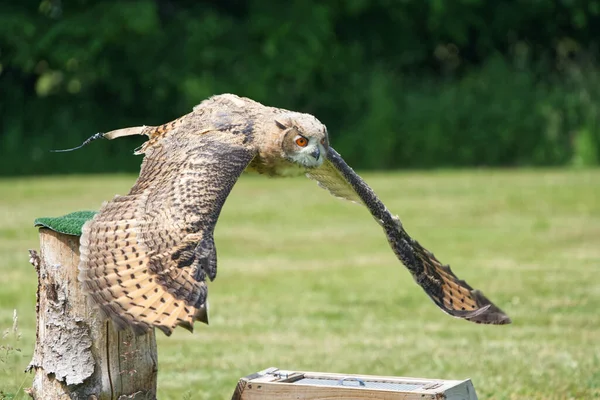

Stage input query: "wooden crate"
[{"left": 231, "top": 367, "right": 478, "bottom": 400}]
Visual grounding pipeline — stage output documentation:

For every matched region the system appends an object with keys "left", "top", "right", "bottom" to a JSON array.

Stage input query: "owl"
[{"left": 73, "top": 94, "right": 510, "bottom": 336}]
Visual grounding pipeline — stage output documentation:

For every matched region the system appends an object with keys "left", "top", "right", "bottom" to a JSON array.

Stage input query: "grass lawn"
[{"left": 0, "top": 169, "right": 599, "bottom": 399}]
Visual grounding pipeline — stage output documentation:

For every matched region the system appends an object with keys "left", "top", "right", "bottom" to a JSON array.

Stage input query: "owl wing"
[
  {"left": 78, "top": 131, "right": 256, "bottom": 336},
  {"left": 307, "top": 148, "right": 511, "bottom": 324}
]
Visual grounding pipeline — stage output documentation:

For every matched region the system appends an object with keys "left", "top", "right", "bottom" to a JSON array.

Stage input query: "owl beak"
[{"left": 310, "top": 147, "right": 320, "bottom": 160}]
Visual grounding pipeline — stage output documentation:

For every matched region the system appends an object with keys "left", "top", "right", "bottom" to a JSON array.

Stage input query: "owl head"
[{"left": 275, "top": 113, "right": 329, "bottom": 168}]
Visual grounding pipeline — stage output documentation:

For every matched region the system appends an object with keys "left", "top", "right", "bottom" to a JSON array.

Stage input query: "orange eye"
[
  {"left": 295, "top": 136, "right": 308, "bottom": 147},
  {"left": 320, "top": 138, "right": 326, "bottom": 145}
]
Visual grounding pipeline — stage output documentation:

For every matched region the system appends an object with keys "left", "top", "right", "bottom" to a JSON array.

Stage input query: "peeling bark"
[{"left": 27, "top": 229, "right": 157, "bottom": 399}]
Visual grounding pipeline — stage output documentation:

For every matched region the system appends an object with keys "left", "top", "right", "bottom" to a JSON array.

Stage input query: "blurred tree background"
[{"left": 1, "top": 0, "right": 599, "bottom": 175}]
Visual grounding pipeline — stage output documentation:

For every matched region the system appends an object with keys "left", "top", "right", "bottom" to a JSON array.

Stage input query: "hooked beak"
[{"left": 309, "top": 147, "right": 320, "bottom": 160}]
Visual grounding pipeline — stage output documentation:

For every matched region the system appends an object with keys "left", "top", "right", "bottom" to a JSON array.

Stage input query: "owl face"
[{"left": 276, "top": 113, "right": 329, "bottom": 168}]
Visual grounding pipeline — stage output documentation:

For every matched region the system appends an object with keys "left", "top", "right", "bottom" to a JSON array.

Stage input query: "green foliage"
[
  {"left": 1, "top": 0, "right": 600, "bottom": 174},
  {"left": 0, "top": 310, "right": 26, "bottom": 400}
]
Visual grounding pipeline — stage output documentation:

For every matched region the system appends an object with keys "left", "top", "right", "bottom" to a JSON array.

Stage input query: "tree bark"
[{"left": 27, "top": 228, "right": 158, "bottom": 400}]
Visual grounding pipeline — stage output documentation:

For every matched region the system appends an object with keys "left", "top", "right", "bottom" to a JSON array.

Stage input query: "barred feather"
[
  {"left": 78, "top": 196, "right": 208, "bottom": 336},
  {"left": 308, "top": 149, "right": 511, "bottom": 325}
]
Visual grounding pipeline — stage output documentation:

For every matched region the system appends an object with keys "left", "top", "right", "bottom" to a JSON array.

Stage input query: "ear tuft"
[{"left": 274, "top": 119, "right": 288, "bottom": 130}]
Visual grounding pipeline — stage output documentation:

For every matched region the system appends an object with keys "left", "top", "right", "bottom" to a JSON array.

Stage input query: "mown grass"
[{"left": 0, "top": 169, "right": 599, "bottom": 399}]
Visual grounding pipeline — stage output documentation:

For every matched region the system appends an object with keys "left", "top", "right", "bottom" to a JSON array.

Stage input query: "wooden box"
[{"left": 231, "top": 367, "right": 478, "bottom": 400}]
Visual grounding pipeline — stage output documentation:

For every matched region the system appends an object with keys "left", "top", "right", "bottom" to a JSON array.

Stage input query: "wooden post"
[{"left": 26, "top": 228, "right": 158, "bottom": 400}]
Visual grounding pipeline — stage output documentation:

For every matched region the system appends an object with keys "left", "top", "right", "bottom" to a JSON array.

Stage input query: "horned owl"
[{"left": 74, "top": 94, "right": 510, "bottom": 336}]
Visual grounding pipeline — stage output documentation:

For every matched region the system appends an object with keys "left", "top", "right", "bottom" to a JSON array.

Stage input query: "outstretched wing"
[
  {"left": 307, "top": 148, "right": 511, "bottom": 324},
  {"left": 79, "top": 130, "right": 255, "bottom": 336}
]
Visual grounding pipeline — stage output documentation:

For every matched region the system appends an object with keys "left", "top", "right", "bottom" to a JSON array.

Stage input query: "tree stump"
[{"left": 27, "top": 228, "right": 158, "bottom": 400}]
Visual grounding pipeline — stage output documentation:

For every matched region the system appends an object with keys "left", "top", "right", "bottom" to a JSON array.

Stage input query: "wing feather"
[
  {"left": 304, "top": 158, "right": 364, "bottom": 205},
  {"left": 307, "top": 148, "right": 511, "bottom": 325},
  {"left": 79, "top": 126, "right": 255, "bottom": 335}
]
